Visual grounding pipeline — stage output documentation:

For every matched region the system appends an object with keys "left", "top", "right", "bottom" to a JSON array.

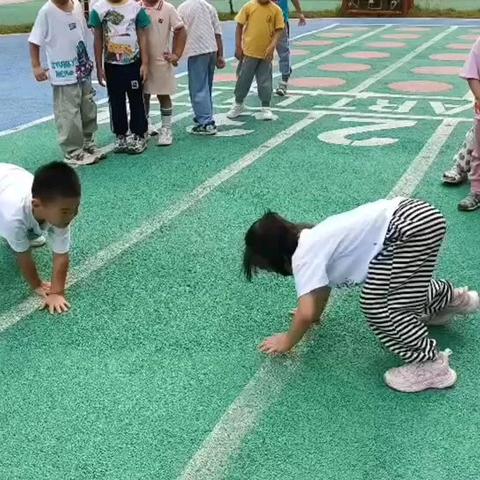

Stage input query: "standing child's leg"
[
  {"left": 255, "top": 59, "right": 273, "bottom": 121},
  {"left": 80, "top": 79, "right": 105, "bottom": 162},
  {"left": 227, "top": 57, "right": 259, "bottom": 119},
  {"left": 144, "top": 93, "right": 158, "bottom": 137},
  {"left": 459, "top": 120, "right": 480, "bottom": 211},
  {"left": 360, "top": 199, "right": 478, "bottom": 392},
  {"left": 53, "top": 83, "right": 91, "bottom": 165},
  {"left": 443, "top": 126, "right": 474, "bottom": 185},
  {"left": 187, "top": 53, "right": 217, "bottom": 135},
  {"left": 126, "top": 61, "right": 148, "bottom": 154},
  {"left": 105, "top": 62, "right": 129, "bottom": 153},
  {"left": 157, "top": 95, "right": 173, "bottom": 146},
  {"left": 275, "top": 23, "right": 291, "bottom": 97}
]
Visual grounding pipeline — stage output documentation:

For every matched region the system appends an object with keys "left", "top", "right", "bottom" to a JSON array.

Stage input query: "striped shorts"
[{"left": 360, "top": 199, "right": 453, "bottom": 363}]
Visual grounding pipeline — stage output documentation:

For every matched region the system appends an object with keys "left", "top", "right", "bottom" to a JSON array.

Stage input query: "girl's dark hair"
[{"left": 243, "top": 211, "right": 303, "bottom": 281}]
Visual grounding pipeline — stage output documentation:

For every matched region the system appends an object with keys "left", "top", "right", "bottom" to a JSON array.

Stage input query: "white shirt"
[
  {"left": 292, "top": 198, "right": 404, "bottom": 297},
  {"left": 28, "top": 0, "right": 93, "bottom": 86},
  {"left": 0, "top": 164, "right": 70, "bottom": 254},
  {"left": 177, "top": 0, "right": 221, "bottom": 58}
]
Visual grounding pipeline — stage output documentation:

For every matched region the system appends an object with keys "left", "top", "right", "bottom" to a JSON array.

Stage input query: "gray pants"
[
  {"left": 235, "top": 56, "right": 272, "bottom": 107},
  {"left": 276, "top": 22, "right": 291, "bottom": 82},
  {"left": 53, "top": 79, "right": 97, "bottom": 156}
]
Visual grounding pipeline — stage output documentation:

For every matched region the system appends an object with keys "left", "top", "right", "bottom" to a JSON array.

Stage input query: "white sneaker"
[
  {"left": 258, "top": 107, "right": 274, "bottom": 121},
  {"left": 64, "top": 151, "right": 96, "bottom": 166},
  {"left": 384, "top": 350, "right": 457, "bottom": 393},
  {"left": 30, "top": 235, "right": 46, "bottom": 248},
  {"left": 425, "top": 287, "right": 480, "bottom": 326},
  {"left": 227, "top": 103, "right": 246, "bottom": 119},
  {"left": 148, "top": 118, "right": 158, "bottom": 137},
  {"left": 157, "top": 127, "right": 173, "bottom": 146}
]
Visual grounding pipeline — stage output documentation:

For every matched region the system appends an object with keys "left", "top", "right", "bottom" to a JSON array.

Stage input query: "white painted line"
[
  {"left": 0, "top": 112, "right": 323, "bottom": 333},
  {"left": 389, "top": 119, "right": 460, "bottom": 197},
  {"left": 276, "top": 95, "right": 302, "bottom": 107},
  {"left": 350, "top": 26, "right": 458, "bottom": 94},
  {"left": 463, "top": 90, "right": 474, "bottom": 101},
  {"left": 176, "top": 116, "right": 458, "bottom": 480}
]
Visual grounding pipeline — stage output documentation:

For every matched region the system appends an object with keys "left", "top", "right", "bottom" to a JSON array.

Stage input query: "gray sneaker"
[
  {"left": 458, "top": 192, "right": 480, "bottom": 211},
  {"left": 83, "top": 139, "right": 107, "bottom": 161},
  {"left": 113, "top": 135, "right": 129, "bottom": 154},
  {"left": 127, "top": 134, "right": 147, "bottom": 154},
  {"left": 275, "top": 81, "right": 288, "bottom": 97},
  {"left": 64, "top": 151, "right": 96, "bottom": 166}
]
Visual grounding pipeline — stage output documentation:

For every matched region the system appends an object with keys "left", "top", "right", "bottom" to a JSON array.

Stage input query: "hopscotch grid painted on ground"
[{"left": 0, "top": 20, "right": 477, "bottom": 479}]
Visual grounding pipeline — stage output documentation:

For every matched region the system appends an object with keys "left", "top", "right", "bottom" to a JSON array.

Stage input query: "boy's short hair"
[{"left": 32, "top": 161, "right": 81, "bottom": 202}]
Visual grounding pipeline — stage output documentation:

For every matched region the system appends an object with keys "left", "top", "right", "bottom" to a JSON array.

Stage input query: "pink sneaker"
[
  {"left": 384, "top": 350, "right": 457, "bottom": 393},
  {"left": 426, "top": 287, "right": 480, "bottom": 326}
]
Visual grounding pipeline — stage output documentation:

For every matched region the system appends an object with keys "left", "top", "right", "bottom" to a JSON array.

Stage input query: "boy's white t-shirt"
[
  {"left": 28, "top": 0, "right": 93, "bottom": 86},
  {"left": 177, "top": 0, "right": 221, "bottom": 58},
  {"left": 0, "top": 164, "right": 70, "bottom": 254},
  {"left": 292, "top": 197, "right": 404, "bottom": 297}
]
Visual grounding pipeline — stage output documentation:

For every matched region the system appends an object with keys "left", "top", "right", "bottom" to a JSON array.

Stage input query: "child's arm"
[
  {"left": 29, "top": 42, "right": 48, "bottom": 82},
  {"left": 215, "top": 33, "right": 225, "bottom": 69},
  {"left": 290, "top": 0, "right": 306, "bottom": 26},
  {"left": 41, "top": 253, "right": 71, "bottom": 314},
  {"left": 264, "top": 28, "right": 284, "bottom": 62},
  {"left": 16, "top": 251, "right": 49, "bottom": 296},
  {"left": 468, "top": 79, "right": 480, "bottom": 113},
  {"left": 170, "top": 26, "right": 187, "bottom": 65},
  {"left": 235, "top": 23, "right": 244, "bottom": 61},
  {"left": 93, "top": 27, "right": 106, "bottom": 86},
  {"left": 260, "top": 287, "right": 331, "bottom": 355},
  {"left": 138, "top": 27, "right": 149, "bottom": 83}
]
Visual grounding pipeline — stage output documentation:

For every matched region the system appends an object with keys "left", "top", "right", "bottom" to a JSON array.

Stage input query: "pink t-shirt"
[{"left": 460, "top": 37, "right": 480, "bottom": 119}]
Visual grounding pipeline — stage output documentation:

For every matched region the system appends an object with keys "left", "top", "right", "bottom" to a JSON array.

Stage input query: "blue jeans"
[
  {"left": 276, "top": 22, "right": 291, "bottom": 82},
  {"left": 187, "top": 52, "right": 217, "bottom": 126}
]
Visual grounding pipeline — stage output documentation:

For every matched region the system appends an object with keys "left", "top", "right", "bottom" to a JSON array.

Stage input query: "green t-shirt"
[{"left": 89, "top": 0, "right": 150, "bottom": 65}]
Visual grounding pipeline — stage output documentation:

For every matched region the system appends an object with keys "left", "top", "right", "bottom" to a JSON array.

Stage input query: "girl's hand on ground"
[
  {"left": 33, "top": 66, "right": 48, "bottom": 82},
  {"left": 34, "top": 281, "right": 51, "bottom": 299},
  {"left": 216, "top": 56, "right": 226, "bottom": 69},
  {"left": 41, "top": 294, "right": 71, "bottom": 315},
  {"left": 260, "top": 333, "right": 294, "bottom": 355}
]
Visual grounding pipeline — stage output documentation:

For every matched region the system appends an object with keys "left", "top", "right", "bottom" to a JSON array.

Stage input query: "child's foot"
[
  {"left": 424, "top": 287, "right": 480, "bottom": 326},
  {"left": 275, "top": 81, "right": 288, "bottom": 97},
  {"left": 64, "top": 151, "right": 96, "bottom": 166},
  {"left": 148, "top": 118, "right": 158, "bottom": 137},
  {"left": 187, "top": 124, "right": 217, "bottom": 135},
  {"left": 384, "top": 350, "right": 457, "bottom": 393},
  {"left": 113, "top": 135, "right": 129, "bottom": 154},
  {"left": 127, "top": 135, "right": 147, "bottom": 154},
  {"left": 258, "top": 107, "right": 274, "bottom": 121},
  {"left": 442, "top": 168, "right": 468, "bottom": 185},
  {"left": 83, "top": 140, "right": 107, "bottom": 161},
  {"left": 30, "top": 235, "right": 46, "bottom": 248},
  {"left": 458, "top": 192, "right": 480, "bottom": 211},
  {"left": 158, "top": 127, "right": 173, "bottom": 146},
  {"left": 227, "top": 103, "right": 246, "bottom": 119}
]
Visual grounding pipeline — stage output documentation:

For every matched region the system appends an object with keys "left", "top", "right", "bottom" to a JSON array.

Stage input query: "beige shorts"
[{"left": 144, "top": 63, "right": 176, "bottom": 96}]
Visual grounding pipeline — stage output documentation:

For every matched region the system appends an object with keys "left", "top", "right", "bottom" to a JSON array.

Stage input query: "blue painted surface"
[{"left": 1, "top": 17, "right": 480, "bottom": 132}]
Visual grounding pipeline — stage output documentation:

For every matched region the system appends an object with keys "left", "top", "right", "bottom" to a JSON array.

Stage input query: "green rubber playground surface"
[{"left": 1, "top": 23, "right": 480, "bottom": 480}]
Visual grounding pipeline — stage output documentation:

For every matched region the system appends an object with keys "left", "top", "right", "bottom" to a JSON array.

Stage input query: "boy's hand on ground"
[
  {"left": 34, "top": 281, "right": 51, "bottom": 299},
  {"left": 140, "top": 63, "right": 149, "bottom": 83},
  {"left": 235, "top": 47, "right": 243, "bottom": 61},
  {"left": 33, "top": 66, "right": 48, "bottom": 82},
  {"left": 97, "top": 67, "right": 106, "bottom": 87},
  {"left": 260, "top": 333, "right": 294, "bottom": 356},
  {"left": 41, "top": 293, "right": 71, "bottom": 315},
  {"left": 216, "top": 56, "right": 226, "bottom": 69},
  {"left": 298, "top": 14, "right": 306, "bottom": 26}
]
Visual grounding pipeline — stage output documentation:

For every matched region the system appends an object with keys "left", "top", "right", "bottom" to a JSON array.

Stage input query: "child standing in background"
[
  {"left": 141, "top": 0, "right": 186, "bottom": 146},
  {"left": 29, "top": 0, "right": 104, "bottom": 166},
  {"left": 178, "top": 0, "right": 225, "bottom": 135},
  {"left": 458, "top": 37, "right": 480, "bottom": 211},
  {"left": 442, "top": 127, "right": 474, "bottom": 186},
  {"left": 272, "top": 0, "right": 306, "bottom": 97},
  {"left": 90, "top": 0, "right": 151, "bottom": 154},
  {"left": 227, "top": 0, "right": 284, "bottom": 122}
]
